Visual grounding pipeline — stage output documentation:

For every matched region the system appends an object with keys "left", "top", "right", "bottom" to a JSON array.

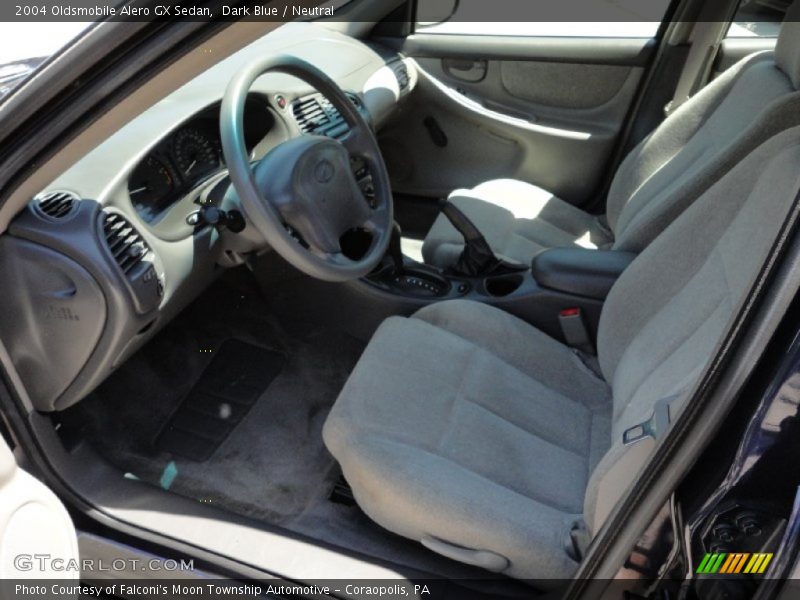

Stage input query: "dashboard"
[{"left": 0, "top": 22, "right": 417, "bottom": 413}]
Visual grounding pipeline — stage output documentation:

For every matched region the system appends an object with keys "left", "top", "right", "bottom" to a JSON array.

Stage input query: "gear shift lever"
[
  {"left": 441, "top": 202, "right": 527, "bottom": 277},
  {"left": 370, "top": 220, "right": 450, "bottom": 297},
  {"left": 388, "top": 221, "right": 405, "bottom": 275}
]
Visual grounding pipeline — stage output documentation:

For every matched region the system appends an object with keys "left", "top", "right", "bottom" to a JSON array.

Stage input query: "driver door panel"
[{"left": 378, "top": 34, "right": 656, "bottom": 207}]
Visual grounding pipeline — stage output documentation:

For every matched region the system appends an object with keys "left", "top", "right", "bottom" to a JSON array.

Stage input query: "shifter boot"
[{"left": 441, "top": 202, "right": 527, "bottom": 277}]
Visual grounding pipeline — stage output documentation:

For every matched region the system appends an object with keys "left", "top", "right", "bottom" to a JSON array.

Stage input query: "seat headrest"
[{"left": 777, "top": 1, "right": 800, "bottom": 89}]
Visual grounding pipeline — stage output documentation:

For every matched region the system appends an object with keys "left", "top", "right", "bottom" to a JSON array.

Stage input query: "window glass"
[
  {"left": 728, "top": 0, "right": 788, "bottom": 37},
  {"left": 416, "top": 0, "right": 671, "bottom": 37},
  {"left": 0, "top": 23, "right": 91, "bottom": 100}
]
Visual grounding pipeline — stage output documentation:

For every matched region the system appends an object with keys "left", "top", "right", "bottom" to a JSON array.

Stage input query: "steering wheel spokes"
[
  {"left": 361, "top": 205, "right": 391, "bottom": 234},
  {"left": 220, "top": 55, "right": 393, "bottom": 282},
  {"left": 340, "top": 128, "right": 375, "bottom": 160}
]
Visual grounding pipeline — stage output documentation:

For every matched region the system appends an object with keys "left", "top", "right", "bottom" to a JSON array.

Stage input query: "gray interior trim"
[
  {"left": 381, "top": 58, "right": 642, "bottom": 203},
  {"left": 499, "top": 62, "right": 633, "bottom": 110},
  {"left": 391, "top": 34, "right": 657, "bottom": 66}
]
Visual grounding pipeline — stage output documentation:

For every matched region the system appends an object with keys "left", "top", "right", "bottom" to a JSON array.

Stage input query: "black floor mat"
[
  {"left": 70, "top": 270, "right": 365, "bottom": 523},
  {"left": 157, "top": 339, "right": 285, "bottom": 461}
]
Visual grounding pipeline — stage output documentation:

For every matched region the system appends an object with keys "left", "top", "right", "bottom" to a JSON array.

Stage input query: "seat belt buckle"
[
  {"left": 558, "top": 307, "right": 593, "bottom": 354},
  {"left": 623, "top": 396, "right": 674, "bottom": 446}
]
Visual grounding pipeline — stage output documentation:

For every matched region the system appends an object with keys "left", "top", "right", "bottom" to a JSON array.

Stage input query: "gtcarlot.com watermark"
[{"left": 13, "top": 553, "right": 194, "bottom": 573}]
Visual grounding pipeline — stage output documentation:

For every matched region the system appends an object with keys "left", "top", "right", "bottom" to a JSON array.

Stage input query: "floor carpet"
[
  {"left": 69, "top": 271, "right": 363, "bottom": 524},
  {"left": 67, "top": 269, "right": 530, "bottom": 591}
]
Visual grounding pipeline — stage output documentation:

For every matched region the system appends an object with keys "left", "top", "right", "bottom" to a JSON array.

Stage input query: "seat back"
[
  {"left": 606, "top": 4, "right": 800, "bottom": 253},
  {"left": 585, "top": 125, "right": 800, "bottom": 530}
]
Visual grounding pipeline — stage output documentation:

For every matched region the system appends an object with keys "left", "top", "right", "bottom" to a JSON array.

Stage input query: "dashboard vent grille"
[
  {"left": 292, "top": 93, "right": 361, "bottom": 140},
  {"left": 293, "top": 95, "right": 331, "bottom": 134},
  {"left": 34, "top": 191, "right": 79, "bottom": 219},
  {"left": 102, "top": 211, "right": 152, "bottom": 277},
  {"left": 392, "top": 61, "right": 410, "bottom": 91}
]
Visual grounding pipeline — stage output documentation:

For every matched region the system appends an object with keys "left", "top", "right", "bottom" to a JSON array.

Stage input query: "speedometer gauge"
[
  {"left": 173, "top": 128, "right": 219, "bottom": 179},
  {"left": 128, "top": 155, "right": 175, "bottom": 221}
]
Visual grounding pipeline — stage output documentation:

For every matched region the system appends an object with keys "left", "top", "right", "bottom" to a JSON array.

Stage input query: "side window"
[
  {"left": 727, "top": 0, "right": 787, "bottom": 37},
  {"left": 0, "top": 22, "right": 90, "bottom": 100},
  {"left": 415, "top": 0, "right": 672, "bottom": 38}
]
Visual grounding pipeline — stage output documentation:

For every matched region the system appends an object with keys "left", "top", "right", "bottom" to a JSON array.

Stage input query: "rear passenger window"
[
  {"left": 416, "top": 0, "right": 672, "bottom": 38},
  {"left": 727, "top": 0, "right": 787, "bottom": 37}
]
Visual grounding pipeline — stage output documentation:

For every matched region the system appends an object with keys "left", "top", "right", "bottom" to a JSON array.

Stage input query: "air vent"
[
  {"left": 292, "top": 93, "right": 361, "bottom": 140},
  {"left": 391, "top": 61, "right": 410, "bottom": 91},
  {"left": 34, "top": 191, "right": 79, "bottom": 219},
  {"left": 293, "top": 95, "right": 332, "bottom": 134},
  {"left": 102, "top": 211, "right": 152, "bottom": 278}
]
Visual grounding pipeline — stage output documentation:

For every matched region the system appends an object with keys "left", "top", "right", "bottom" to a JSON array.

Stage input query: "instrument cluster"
[
  {"left": 128, "top": 119, "right": 222, "bottom": 223},
  {"left": 128, "top": 97, "right": 274, "bottom": 224}
]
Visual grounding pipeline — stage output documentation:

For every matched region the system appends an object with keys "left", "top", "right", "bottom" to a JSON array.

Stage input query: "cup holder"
[{"left": 484, "top": 274, "right": 524, "bottom": 297}]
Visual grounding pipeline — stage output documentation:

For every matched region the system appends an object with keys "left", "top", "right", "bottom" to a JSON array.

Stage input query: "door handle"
[{"left": 442, "top": 58, "right": 487, "bottom": 83}]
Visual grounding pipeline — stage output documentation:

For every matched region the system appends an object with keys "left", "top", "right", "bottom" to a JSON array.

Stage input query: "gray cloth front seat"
[
  {"left": 422, "top": 11, "right": 800, "bottom": 269},
  {"left": 323, "top": 126, "right": 800, "bottom": 582}
]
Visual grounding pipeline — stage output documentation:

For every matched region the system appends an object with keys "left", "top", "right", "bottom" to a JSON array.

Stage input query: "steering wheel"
[{"left": 220, "top": 56, "right": 393, "bottom": 282}]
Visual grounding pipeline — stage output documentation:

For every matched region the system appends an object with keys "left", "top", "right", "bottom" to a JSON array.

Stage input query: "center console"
[
  {"left": 530, "top": 247, "right": 637, "bottom": 300},
  {"left": 363, "top": 244, "right": 636, "bottom": 347}
]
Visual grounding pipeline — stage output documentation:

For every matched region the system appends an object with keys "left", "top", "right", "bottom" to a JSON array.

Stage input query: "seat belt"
[
  {"left": 665, "top": 20, "right": 729, "bottom": 116},
  {"left": 558, "top": 308, "right": 595, "bottom": 355}
]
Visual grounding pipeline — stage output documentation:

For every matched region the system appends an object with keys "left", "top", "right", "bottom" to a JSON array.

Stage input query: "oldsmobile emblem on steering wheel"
[{"left": 314, "top": 159, "right": 334, "bottom": 184}]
